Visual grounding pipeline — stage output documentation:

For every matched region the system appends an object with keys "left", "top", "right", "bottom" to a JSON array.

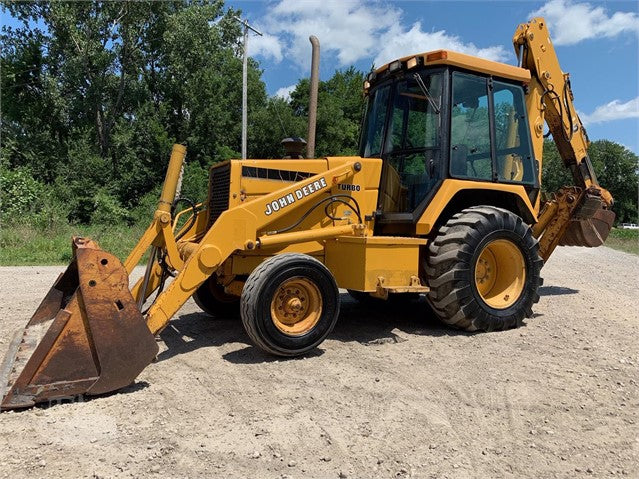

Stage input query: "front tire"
[
  {"left": 241, "top": 253, "right": 340, "bottom": 356},
  {"left": 425, "top": 206, "right": 543, "bottom": 331}
]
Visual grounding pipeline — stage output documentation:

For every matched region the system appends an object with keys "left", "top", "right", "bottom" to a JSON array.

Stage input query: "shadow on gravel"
[
  {"left": 331, "top": 293, "right": 468, "bottom": 346},
  {"left": 539, "top": 286, "right": 579, "bottom": 296},
  {"left": 222, "top": 346, "right": 325, "bottom": 364},
  {"left": 157, "top": 312, "right": 247, "bottom": 363},
  {"left": 157, "top": 293, "right": 472, "bottom": 365}
]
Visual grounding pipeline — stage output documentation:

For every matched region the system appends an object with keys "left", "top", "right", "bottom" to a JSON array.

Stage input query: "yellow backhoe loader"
[{"left": 0, "top": 18, "right": 615, "bottom": 410}]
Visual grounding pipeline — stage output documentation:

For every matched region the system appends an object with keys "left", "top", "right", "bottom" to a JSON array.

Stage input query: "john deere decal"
[{"left": 264, "top": 177, "right": 328, "bottom": 216}]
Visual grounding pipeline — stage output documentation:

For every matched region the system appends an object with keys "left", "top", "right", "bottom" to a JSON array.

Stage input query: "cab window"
[
  {"left": 450, "top": 72, "right": 535, "bottom": 184},
  {"left": 381, "top": 72, "right": 443, "bottom": 213},
  {"left": 450, "top": 73, "right": 491, "bottom": 180},
  {"left": 493, "top": 81, "right": 535, "bottom": 183}
]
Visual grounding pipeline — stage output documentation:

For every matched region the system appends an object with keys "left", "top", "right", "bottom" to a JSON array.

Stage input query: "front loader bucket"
[{"left": 0, "top": 238, "right": 158, "bottom": 411}]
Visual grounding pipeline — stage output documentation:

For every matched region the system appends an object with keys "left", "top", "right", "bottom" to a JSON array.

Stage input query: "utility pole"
[{"left": 234, "top": 16, "right": 262, "bottom": 159}]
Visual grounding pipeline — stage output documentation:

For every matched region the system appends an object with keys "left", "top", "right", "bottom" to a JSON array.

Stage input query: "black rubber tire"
[
  {"left": 192, "top": 276, "right": 240, "bottom": 318},
  {"left": 240, "top": 253, "right": 340, "bottom": 356},
  {"left": 425, "top": 206, "right": 543, "bottom": 332}
]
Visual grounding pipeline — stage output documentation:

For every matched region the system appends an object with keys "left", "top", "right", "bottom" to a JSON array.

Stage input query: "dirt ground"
[{"left": 0, "top": 246, "right": 637, "bottom": 479}]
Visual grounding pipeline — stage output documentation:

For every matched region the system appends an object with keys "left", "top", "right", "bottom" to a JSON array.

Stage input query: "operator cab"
[{"left": 359, "top": 50, "right": 538, "bottom": 234}]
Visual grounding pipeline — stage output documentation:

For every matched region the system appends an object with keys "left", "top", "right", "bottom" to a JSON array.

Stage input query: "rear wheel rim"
[
  {"left": 270, "top": 277, "right": 322, "bottom": 335},
  {"left": 474, "top": 239, "right": 526, "bottom": 309}
]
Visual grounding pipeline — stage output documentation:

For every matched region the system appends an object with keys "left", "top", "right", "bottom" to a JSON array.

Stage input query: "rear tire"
[
  {"left": 193, "top": 276, "right": 240, "bottom": 318},
  {"left": 425, "top": 206, "right": 543, "bottom": 331},
  {"left": 241, "top": 253, "right": 340, "bottom": 356}
]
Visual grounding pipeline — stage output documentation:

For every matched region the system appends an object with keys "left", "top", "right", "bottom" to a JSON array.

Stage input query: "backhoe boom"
[{"left": 513, "top": 18, "right": 615, "bottom": 260}]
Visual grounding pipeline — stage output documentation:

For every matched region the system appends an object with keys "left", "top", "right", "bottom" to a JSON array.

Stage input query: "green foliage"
[
  {"left": 289, "top": 67, "right": 365, "bottom": 157},
  {"left": 1, "top": 0, "right": 250, "bottom": 219},
  {"left": 91, "top": 189, "right": 132, "bottom": 225},
  {"left": 541, "top": 140, "right": 572, "bottom": 194},
  {"left": 131, "top": 185, "right": 162, "bottom": 225},
  {"left": 0, "top": 166, "right": 44, "bottom": 222},
  {"left": 542, "top": 139, "right": 638, "bottom": 224},
  {"left": 588, "top": 141, "right": 639, "bottom": 224},
  {"left": 180, "top": 161, "right": 210, "bottom": 205},
  {"left": 249, "top": 97, "right": 306, "bottom": 158}
]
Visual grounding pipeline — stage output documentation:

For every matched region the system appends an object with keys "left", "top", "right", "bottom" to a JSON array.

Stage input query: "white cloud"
[
  {"left": 274, "top": 84, "right": 296, "bottom": 101},
  {"left": 248, "top": 32, "right": 283, "bottom": 63},
  {"left": 580, "top": 97, "right": 639, "bottom": 124},
  {"left": 374, "top": 22, "right": 508, "bottom": 67},
  {"left": 252, "top": 0, "right": 507, "bottom": 71},
  {"left": 262, "top": 0, "right": 401, "bottom": 69},
  {"left": 530, "top": 0, "right": 639, "bottom": 45}
]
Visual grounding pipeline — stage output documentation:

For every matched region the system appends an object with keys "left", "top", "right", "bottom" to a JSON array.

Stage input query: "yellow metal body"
[
  {"left": 371, "top": 50, "right": 531, "bottom": 85},
  {"left": 325, "top": 236, "right": 427, "bottom": 292},
  {"left": 512, "top": 17, "right": 614, "bottom": 257},
  {"left": 144, "top": 157, "right": 381, "bottom": 334},
  {"left": 416, "top": 179, "right": 536, "bottom": 235}
]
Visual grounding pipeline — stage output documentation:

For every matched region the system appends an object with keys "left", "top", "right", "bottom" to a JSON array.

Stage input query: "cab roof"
[{"left": 373, "top": 50, "right": 531, "bottom": 83}]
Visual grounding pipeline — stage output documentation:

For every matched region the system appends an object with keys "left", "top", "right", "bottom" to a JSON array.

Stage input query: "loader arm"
[
  {"left": 144, "top": 160, "right": 363, "bottom": 335},
  {"left": 513, "top": 18, "right": 615, "bottom": 260}
]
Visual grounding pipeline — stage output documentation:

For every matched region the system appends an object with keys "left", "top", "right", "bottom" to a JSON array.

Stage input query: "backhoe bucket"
[
  {"left": 0, "top": 238, "right": 158, "bottom": 410},
  {"left": 560, "top": 202, "right": 616, "bottom": 248}
]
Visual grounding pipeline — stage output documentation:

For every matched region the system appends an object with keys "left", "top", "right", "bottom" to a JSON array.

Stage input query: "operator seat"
[{"left": 379, "top": 163, "right": 407, "bottom": 213}]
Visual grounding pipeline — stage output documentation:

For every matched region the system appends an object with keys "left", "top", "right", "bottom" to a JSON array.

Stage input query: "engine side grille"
[{"left": 207, "top": 162, "right": 231, "bottom": 228}]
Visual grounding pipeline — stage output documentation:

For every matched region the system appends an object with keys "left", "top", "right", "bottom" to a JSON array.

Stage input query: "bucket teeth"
[
  {"left": 7, "top": 321, "right": 53, "bottom": 389},
  {"left": 0, "top": 330, "right": 24, "bottom": 404}
]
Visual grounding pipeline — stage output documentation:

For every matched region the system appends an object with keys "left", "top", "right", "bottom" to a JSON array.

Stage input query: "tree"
[
  {"left": 542, "top": 139, "right": 638, "bottom": 223},
  {"left": 588, "top": 140, "right": 639, "bottom": 224},
  {"left": 288, "top": 67, "right": 365, "bottom": 157},
  {"left": 1, "top": 0, "right": 264, "bottom": 222}
]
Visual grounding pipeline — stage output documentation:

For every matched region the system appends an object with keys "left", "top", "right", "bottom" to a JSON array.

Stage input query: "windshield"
[
  {"left": 359, "top": 84, "right": 391, "bottom": 157},
  {"left": 359, "top": 71, "right": 443, "bottom": 158},
  {"left": 360, "top": 70, "right": 444, "bottom": 214}
]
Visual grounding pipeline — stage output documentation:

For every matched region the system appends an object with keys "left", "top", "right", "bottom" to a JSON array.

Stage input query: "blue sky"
[{"left": 230, "top": 0, "right": 639, "bottom": 153}]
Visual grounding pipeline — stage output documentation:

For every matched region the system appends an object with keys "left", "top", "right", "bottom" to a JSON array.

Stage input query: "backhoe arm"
[{"left": 513, "top": 18, "right": 615, "bottom": 260}]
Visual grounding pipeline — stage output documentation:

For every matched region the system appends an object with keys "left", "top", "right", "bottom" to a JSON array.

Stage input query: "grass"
[
  {"left": 0, "top": 221, "right": 636, "bottom": 266},
  {"left": 605, "top": 228, "right": 639, "bottom": 255},
  {"left": 0, "top": 222, "right": 149, "bottom": 265}
]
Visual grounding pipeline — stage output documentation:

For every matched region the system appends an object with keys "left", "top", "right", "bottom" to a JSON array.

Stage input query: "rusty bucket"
[
  {"left": 0, "top": 238, "right": 158, "bottom": 410},
  {"left": 560, "top": 192, "right": 616, "bottom": 247}
]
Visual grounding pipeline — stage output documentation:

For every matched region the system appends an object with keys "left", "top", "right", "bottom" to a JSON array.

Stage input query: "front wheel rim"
[
  {"left": 474, "top": 239, "right": 526, "bottom": 309},
  {"left": 270, "top": 277, "right": 322, "bottom": 335}
]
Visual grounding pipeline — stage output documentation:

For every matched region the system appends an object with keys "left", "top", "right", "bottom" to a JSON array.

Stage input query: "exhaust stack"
[{"left": 307, "top": 35, "right": 320, "bottom": 158}]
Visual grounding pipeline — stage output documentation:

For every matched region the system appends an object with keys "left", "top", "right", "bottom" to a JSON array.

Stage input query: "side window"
[
  {"left": 450, "top": 73, "right": 491, "bottom": 180},
  {"left": 493, "top": 81, "right": 535, "bottom": 183},
  {"left": 360, "top": 84, "right": 391, "bottom": 157}
]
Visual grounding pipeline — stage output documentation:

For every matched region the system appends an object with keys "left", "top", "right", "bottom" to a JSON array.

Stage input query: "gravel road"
[{"left": 0, "top": 246, "right": 637, "bottom": 478}]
